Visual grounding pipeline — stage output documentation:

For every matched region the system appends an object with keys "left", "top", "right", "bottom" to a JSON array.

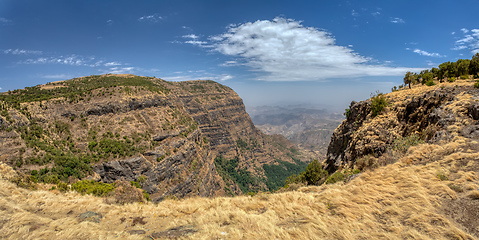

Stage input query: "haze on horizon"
[{"left": 1, "top": 0, "right": 479, "bottom": 113}]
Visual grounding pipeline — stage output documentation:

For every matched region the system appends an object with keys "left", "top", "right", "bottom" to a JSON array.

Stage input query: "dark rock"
[
  {"left": 128, "top": 230, "right": 146, "bottom": 235},
  {"left": 78, "top": 211, "right": 102, "bottom": 223},
  {"left": 94, "top": 156, "right": 153, "bottom": 183},
  {"left": 149, "top": 225, "right": 198, "bottom": 239},
  {"left": 468, "top": 103, "right": 479, "bottom": 120}
]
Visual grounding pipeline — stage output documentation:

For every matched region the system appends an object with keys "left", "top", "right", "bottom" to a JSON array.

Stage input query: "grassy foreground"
[{"left": 1, "top": 138, "right": 477, "bottom": 240}]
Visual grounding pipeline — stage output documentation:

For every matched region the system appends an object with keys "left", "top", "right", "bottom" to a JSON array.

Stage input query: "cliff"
[{"left": 0, "top": 74, "right": 310, "bottom": 201}]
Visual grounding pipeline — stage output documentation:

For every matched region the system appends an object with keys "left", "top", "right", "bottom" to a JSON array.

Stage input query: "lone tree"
[{"left": 404, "top": 71, "right": 414, "bottom": 89}]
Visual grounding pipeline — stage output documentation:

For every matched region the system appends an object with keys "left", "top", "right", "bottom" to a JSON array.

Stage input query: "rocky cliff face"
[
  {"left": 326, "top": 81, "right": 479, "bottom": 173},
  {"left": 0, "top": 74, "right": 309, "bottom": 201}
]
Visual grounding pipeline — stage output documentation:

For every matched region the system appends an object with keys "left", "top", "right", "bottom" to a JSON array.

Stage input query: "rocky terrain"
[
  {"left": 250, "top": 105, "right": 342, "bottom": 157},
  {"left": 0, "top": 74, "right": 311, "bottom": 201}
]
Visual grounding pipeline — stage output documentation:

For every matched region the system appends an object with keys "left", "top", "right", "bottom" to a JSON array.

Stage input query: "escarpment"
[
  {"left": 0, "top": 74, "right": 310, "bottom": 201},
  {"left": 326, "top": 82, "right": 479, "bottom": 173}
]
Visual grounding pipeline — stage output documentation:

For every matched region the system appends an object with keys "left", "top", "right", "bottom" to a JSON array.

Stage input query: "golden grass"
[
  {"left": 0, "top": 154, "right": 476, "bottom": 239},
  {"left": 1, "top": 79, "right": 478, "bottom": 239}
]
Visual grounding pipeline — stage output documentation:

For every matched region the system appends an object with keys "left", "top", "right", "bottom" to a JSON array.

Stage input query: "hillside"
[
  {"left": 0, "top": 74, "right": 312, "bottom": 201},
  {"left": 1, "top": 77, "right": 479, "bottom": 239}
]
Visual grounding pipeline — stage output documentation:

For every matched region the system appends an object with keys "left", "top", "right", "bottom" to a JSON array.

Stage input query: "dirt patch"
[{"left": 442, "top": 196, "right": 479, "bottom": 238}]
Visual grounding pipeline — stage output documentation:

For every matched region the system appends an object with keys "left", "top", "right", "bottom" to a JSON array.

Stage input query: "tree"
[
  {"left": 470, "top": 53, "right": 479, "bottom": 77},
  {"left": 404, "top": 71, "right": 414, "bottom": 89}
]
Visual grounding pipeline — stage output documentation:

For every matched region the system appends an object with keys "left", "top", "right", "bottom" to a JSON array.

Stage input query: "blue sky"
[{"left": 1, "top": 0, "right": 479, "bottom": 112}]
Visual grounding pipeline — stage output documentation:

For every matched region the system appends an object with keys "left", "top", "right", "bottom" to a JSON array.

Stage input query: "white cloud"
[
  {"left": 3, "top": 49, "right": 42, "bottom": 55},
  {"left": 138, "top": 14, "right": 163, "bottom": 23},
  {"left": 451, "top": 32, "right": 456, "bottom": 35},
  {"left": 104, "top": 61, "right": 122, "bottom": 66},
  {"left": 22, "top": 55, "right": 88, "bottom": 65},
  {"left": 390, "top": 17, "right": 405, "bottom": 24},
  {"left": 453, "top": 28, "right": 479, "bottom": 54},
  {"left": 106, "top": 19, "right": 113, "bottom": 25},
  {"left": 185, "top": 40, "right": 208, "bottom": 46},
  {"left": 182, "top": 34, "right": 199, "bottom": 39},
  {"left": 371, "top": 11, "right": 381, "bottom": 17},
  {"left": 103, "top": 67, "right": 135, "bottom": 74},
  {"left": 189, "top": 17, "right": 419, "bottom": 82},
  {"left": 0, "top": 17, "right": 12, "bottom": 23},
  {"left": 41, "top": 74, "right": 72, "bottom": 79},
  {"left": 162, "top": 73, "right": 233, "bottom": 82},
  {"left": 412, "top": 49, "right": 444, "bottom": 57},
  {"left": 351, "top": 10, "right": 359, "bottom": 17}
]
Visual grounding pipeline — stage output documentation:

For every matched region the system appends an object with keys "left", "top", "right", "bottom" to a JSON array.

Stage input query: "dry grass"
[
  {"left": 1, "top": 79, "right": 479, "bottom": 239},
  {"left": 0, "top": 154, "right": 476, "bottom": 239}
]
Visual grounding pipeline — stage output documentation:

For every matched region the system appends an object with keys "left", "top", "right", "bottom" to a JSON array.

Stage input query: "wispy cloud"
[
  {"left": 21, "top": 55, "right": 92, "bottom": 66},
  {"left": 163, "top": 72, "right": 233, "bottom": 82},
  {"left": 102, "top": 67, "right": 135, "bottom": 74},
  {"left": 104, "top": 61, "right": 122, "bottom": 66},
  {"left": 3, "top": 49, "right": 42, "bottom": 55},
  {"left": 182, "top": 34, "right": 199, "bottom": 39},
  {"left": 138, "top": 13, "right": 164, "bottom": 23},
  {"left": 351, "top": 10, "right": 359, "bottom": 17},
  {"left": 411, "top": 48, "right": 444, "bottom": 57},
  {"left": 186, "top": 17, "right": 419, "bottom": 82},
  {"left": 453, "top": 28, "right": 479, "bottom": 54},
  {"left": 41, "top": 74, "right": 73, "bottom": 80},
  {"left": 390, "top": 17, "right": 405, "bottom": 24},
  {"left": 106, "top": 19, "right": 113, "bottom": 25},
  {"left": 0, "top": 17, "right": 12, "bottom": 24}
]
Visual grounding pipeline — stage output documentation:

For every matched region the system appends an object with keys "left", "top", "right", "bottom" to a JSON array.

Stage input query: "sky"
[{"left": 1, "top": 0, "right": 479, "bottom": 112}]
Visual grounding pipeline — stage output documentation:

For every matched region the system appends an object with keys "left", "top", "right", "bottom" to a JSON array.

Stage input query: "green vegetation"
[
  {"left": 370, "top": 91, "right": 388, "bottom": 117},
  {"left": 0, "top": 75, "right": 170, "bottom": 110},
  {"left": 392, "top": 134, "right": 424, "bottom": 153},
  {"left": 284, "top": 160, "right": 328, "bottom": 186},
  {"left": 262, "top": 159, "right": 308, "bottom": 191},
  {"left": 71, "top": 180, "right": 115, "bottom": 197},
  {"left": 398, "top": 53, "right": 479, "bottom": 89},
  {"left": 214, "top": 156, "right": 260, "bottom": 194}
]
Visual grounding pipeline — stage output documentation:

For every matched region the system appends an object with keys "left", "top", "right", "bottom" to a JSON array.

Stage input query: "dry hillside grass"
[
  {"left": 1, "top": 138, "right": 478, "bottom": 240},
  {"left": 1, "top": 79, "right": 479, "bottom": 239}
]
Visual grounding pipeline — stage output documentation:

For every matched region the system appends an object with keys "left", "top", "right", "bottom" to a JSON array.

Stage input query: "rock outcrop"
[{"left": 326, "top": 84, "right": 479, "bottom": 173}]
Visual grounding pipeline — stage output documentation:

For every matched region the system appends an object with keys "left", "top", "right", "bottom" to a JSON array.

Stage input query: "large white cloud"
[{"left": 188, "top": 17, "right": 418, "bottom": 81}]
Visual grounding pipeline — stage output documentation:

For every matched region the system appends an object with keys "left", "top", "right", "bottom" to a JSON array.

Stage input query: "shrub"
[
  {"left": 370, "top": 92, "right": 388, "bottom": 117},
  {"left": 71, "top": 180, "right": 115, "bottom": 197},
  {"left": 474, "top": 81, "right": 479, "bottom": 88},
  {"left": 448, "top": 77, "right": 456, "bottom": 83},
  {"left": 392, "top": 134, "right": 423, "bottom": 153},
  {"left": 300, "top": 159, "right": 328, "bottom": 185},
  {"left": 324, "top": 171, "right": 345, "bottom": 184},
  {"left": 425, "top": 79, "right": 435, "bottom": 86},
  {"left": 460, "top": 75, "right": 470, "bottom": 80}
]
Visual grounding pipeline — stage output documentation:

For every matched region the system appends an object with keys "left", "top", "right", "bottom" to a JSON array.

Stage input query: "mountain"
[
  {"left": 0, "top": 74, "right": 311, "bottom": 201},
  {"left": 1, "top": 76, "right": 479, "bottom": 239},
  {"left": 250, "top": 105, "right": 343, "bottom": 157}
]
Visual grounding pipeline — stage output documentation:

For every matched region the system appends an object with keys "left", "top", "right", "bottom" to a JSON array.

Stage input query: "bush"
[
  {"left": 71, "top": 180, "right": 115, "bottom": 197},
  {"left": 392, "top": 134, "right": 423, "bottom": 153},
  {"left": 324, "top": 171, "right": 345, "bottom": 184},
  {"left": 448, "top": 77, "right": 456, "bottom": 83},
  {"left": 425, "top": 79, "right": 435, "bottom": 86},
  {"left": 460, "top": 75, "right": 470, "bottom": 80},
  {"left": 474, "top": 81, "right": 479, "bottom": 88},
  {"left": 370, "top": 92, "right": 388, "bottom": 117},
  {"left": 355, "top": 155, "right": 378, "bottom": 170}
]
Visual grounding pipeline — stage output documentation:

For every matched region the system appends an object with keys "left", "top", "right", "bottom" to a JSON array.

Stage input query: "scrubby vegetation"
[
  {"left": 262, "top": 159, "right": 308, "bottom": 191},
  {"left": 0, "top": 75, "right": 170, "bottom": 110},
  {"left": 214, "top": 156, "right": 261, "bottom": 194},
  {"left": 397, "top": 53, "right": 479, "bottom": 90}
]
